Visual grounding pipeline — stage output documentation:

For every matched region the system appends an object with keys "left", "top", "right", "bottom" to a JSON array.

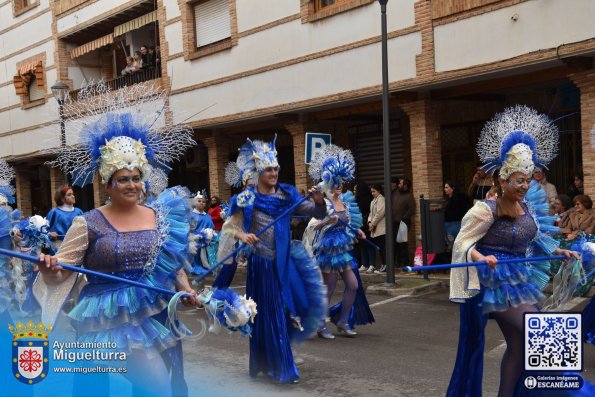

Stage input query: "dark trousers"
[
  {"left": 394, "top": 219, "right": 411, "bottom": 267},
  {"left": 371, "top": 235, "right": 386, "bottom": 267}
]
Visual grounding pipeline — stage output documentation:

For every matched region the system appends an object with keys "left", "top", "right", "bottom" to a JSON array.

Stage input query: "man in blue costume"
[{"left": 217, "top": 137, "right": 326, "bottom": 384}]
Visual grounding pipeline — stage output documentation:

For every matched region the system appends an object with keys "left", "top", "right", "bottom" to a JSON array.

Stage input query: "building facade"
[{"left": 1, "top": 0, "right": 594, "bottom": 245}]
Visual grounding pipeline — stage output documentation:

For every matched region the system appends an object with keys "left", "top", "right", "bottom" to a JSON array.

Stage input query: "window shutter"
[
  {"left": 194, "top": 0, "right": 231, "bottom": 48},
  {"left": 29, "top": 76, "right": 46, "bottom": 101}
]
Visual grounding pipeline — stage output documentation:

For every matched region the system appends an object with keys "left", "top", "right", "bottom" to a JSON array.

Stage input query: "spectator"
[
  {"left": 355, "top": 182, "right": 375, "bottom": 273},
  {"left": 560, "top": 194, "right": 595, "bottom": 240},
  {"left": 443, "top": 180, "right": 471, "bottom": 250},
  {"left": 133, "top": 51, "right": 143, "bottom": 71},
  {"left": 390, "top": 175, "right": 400, "bottom": 263},
  {"left": 140, "top": 45, "right": 151, "bottom": 68},
  {"left": 393, "top": 178, "right": 415, "bottom": 269},
  {"left": 532, "top": 166, "right": 557, "bottom": 214},
  {"left": 155, "top": 45, "right": 162, "bottom": 68},
  {"left": 368, "top": 184, "right": 386, "bottom": 273},
  {"left": 121, "top": 56, "right": 136, "bottom": 75},
  {"left": 208, "top": 195, "right": 223, "bottom": 231},
  {"left": 467, "top": 166, "right": 493, "bottom": 203},
  {"left": 552, "top": 194, "right": 573, "bottom": 227},
  {"left": 567, "top": 173, "right": 584, "bottom": 200}
]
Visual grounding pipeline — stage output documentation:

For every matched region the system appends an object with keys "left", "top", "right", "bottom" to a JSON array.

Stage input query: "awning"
[
  {"left": 114, "top": 11, "right": 157, "bottom": 37},
  {"left": 70, "top": 33, "right": 114, "bottom": 59},
  {"left": 18, "top": 56, "right": 43, "bottom": 75}
]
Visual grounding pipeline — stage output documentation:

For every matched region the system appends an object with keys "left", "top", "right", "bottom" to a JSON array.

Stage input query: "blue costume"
[
  {"left": 34, "top": 187, "right": 193, "bottom": 396},
  {"left": 46, "top": 206, "right": 84, "bottom": 243},
  {"left": 304, "top": 191, "right": 375, "bottom": 329},
  {"left": 447, "top": 181, "right": 559, "bottom": 397},
  {"left": 219, "top": 183, "right": 326, "bottom": 383},
  {"left": 189, "top": 209, "right": 216, "bottom": 276}
]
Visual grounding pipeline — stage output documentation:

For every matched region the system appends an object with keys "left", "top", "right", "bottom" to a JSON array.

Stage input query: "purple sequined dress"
[{"left": 68, "top": 209, "right": 178, "bottom": 352}]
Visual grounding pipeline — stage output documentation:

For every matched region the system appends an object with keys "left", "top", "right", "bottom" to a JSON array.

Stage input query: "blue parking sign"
[{"left": 305, "top": 133, "right": 332, "bottom": 164}]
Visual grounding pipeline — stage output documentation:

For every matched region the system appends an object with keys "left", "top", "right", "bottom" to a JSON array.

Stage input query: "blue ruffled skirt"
[
  {"left": 476, "top": 248, "right": 550, "bottom": 313},
  {"left": 69, "top": 282, "right": 176, "bottom": 353},
  {"left": 314, "top": 227, "right": 356, "bottom": 273},
  {"left": 584, "top": 296, "right": 595, "bottom": 345}
]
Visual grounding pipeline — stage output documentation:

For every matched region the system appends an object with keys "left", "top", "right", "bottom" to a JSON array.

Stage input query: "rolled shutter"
[{"left": 194, "top": 0, "right": 231, "bottom": 47}]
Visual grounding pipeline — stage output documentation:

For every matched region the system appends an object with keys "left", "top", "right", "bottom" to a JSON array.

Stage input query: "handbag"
[{"left": 396, "top": 221, "right": 408, "bottom": 243}]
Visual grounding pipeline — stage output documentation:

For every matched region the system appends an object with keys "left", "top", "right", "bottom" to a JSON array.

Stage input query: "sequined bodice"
[
  {"left": 83, "top": 209, "right": 158, "bottom": 283},
  {"left": 476, "top": 201, "right": 537, "bottom": 254}
]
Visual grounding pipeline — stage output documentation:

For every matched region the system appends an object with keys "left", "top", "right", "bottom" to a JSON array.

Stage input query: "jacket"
[{"left": 368, "top": 194, "right": 386, "bottom": 238}]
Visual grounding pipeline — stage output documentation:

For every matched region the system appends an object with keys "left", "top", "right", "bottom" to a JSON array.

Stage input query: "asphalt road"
[{"left": 179, "top": 287, "right": 595, "bottom": 397}]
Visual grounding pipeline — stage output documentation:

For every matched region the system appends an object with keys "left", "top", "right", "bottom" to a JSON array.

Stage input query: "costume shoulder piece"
[
  {"left": 342, "top": 191, "right": 363, "bottom": 232},
  {"left": 144, "top": 186, "right": 193, "bottom": 287}
]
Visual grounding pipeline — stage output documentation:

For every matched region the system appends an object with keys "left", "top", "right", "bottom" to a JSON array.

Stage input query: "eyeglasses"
[{"left": 115, "top": 175, "right": 142, "bottom": 186}]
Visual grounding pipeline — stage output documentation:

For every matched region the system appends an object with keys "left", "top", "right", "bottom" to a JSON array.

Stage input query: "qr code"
[{"left": 524, "top": 313, "right": 582, "bottom": 371}]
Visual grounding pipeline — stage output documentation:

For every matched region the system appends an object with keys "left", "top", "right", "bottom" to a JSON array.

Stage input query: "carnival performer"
[
  {"left": 446, "top": 106, "right": 577, "bottom": 397},
  {"left": 303, "top": 144, "right": 373, "bottom": 338},
  {"left": 189, "top": 190, "right": 216, "bottom": 277},
  {"left": 217, "top": 136, "right": 327, "bottom": 384},
  {"left": 32, "top": 82, "right": 198, "bottom": 397},
  {"left": 46, "top": 184, "right": 84, "bottom": 250},
  {"left": 0, "top": 159, "right": 31, "bottom": 397},
  {"left": 211, "top": 161, "right": 253, "bottom": 288}
]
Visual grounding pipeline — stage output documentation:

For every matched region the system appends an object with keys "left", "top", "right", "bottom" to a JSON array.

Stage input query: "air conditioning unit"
[{"left": 185, "top": 146, "right": 207, "bottom": 169}]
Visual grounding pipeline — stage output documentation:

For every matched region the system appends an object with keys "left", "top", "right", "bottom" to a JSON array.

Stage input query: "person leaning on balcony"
[
  {"left": 121, "top": 56, "right": 136, "bottom": 75},
  {"left": 133, "top": 51, "right": 143, "bottom": 71}
]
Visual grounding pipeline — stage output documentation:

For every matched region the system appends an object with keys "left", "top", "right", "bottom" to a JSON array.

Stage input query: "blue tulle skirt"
[
  {"left": 583, "top": 296, "right": 595, "bottom": 345},
  {"left": 314, "top": 227, "right": 356, "bottom": 273},
  {"left": 477, "top": 248, "right": 550, "bottom": 313},
  {"left": 69, "top": 282, "right": 176, "bottom": 353}
]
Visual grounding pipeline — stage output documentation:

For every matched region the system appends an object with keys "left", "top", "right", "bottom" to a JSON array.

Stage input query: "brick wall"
[
  {"left": 286, "top": 121, "right": 309, "bottom": 193},
  {"left": 569, "top": 70, "right": 595, "bottom": 198},
  {"left": 15, "top": 169, "right": 32, "bottom": 217},
  {"left": 204, "top": 135, "right": 231, "bottom": 201},
  {"left": 49, "top": 167, "right": 67, "bottom": 208},
  {"left": 400, "top": 99, "right": 443, "bottom": 247},
  {"left": 93, "top": 176, "right": 109, "bottom": 207}
]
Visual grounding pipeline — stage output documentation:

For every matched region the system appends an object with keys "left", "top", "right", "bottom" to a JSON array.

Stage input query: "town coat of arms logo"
[{"left": 9, "top": 321, "right": 51, "bottom": 385}]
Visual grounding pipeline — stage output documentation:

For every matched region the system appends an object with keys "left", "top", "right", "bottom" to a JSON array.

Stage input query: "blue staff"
[
  {"left": 403, "top": 255, "right": 566, "bottom": 272},
  {"left": 0, "top": 247, "right": 180, "bottom": 297}
]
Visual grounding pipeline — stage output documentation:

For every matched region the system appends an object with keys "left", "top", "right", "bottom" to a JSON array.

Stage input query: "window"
[
  {"left": 28, "top": 76, "right": 46, "bottom": 102},
  {"left": 13, "top": 0, "right": 38, "bottom": 17},
  {"left": 181, "top": 0, "right": 238, "bottom": 61},
  {"left": 302, "top": 0, "right": 375, "bottom": 23},
  {"left": 13, "top": 58, "right": 46, "bottom": 108},
  {"left": 194, "top": 0, "right": 231, "bottom": 48}
]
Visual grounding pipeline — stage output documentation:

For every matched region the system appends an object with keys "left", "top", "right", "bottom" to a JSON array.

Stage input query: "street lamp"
[
  {"left": 51, "top": 82, "right": 69, "bottom": 148},
  {"left": 378, "top": 0, "right": 395, "bottom": 285}
]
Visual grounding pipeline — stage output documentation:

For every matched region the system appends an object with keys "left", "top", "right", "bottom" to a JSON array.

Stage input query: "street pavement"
[{"left": 179, "top": 285, "right": 595, "bottom": 397}]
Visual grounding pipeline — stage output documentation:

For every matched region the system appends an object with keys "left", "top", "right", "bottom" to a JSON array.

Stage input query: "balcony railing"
[{"left": 69, "top": 67, "right": 161, "bottom": 102}]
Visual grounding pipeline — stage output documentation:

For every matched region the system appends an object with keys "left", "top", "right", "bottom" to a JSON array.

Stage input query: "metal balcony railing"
[{"left": 69, "top": 67, "right": 162, "bottom": 102}]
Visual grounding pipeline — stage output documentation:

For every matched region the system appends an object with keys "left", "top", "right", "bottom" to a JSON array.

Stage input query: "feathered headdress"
[
  {"left": 145, "top": 167, "right": 169, "bottom": 197},
  {"left": 0, "top": 160, "right": 16, "bottom": 205},
  {"left": 47, "top": 81, "right": 196, "bottom": 187},
  {"left": 308, "top": 144, "right": 355, "bottom": 192},
  {"left": 235, "top": 136, "right": 279, "bottom": 182},
  {"left": 477, "top": 105, "right": 558, "bottom": 180},
  {"left": 224, "top": 161, "right": 254, "bottom": 188},
  {"left": 194, "top": 189, "right": 208, "bottom": 200}
]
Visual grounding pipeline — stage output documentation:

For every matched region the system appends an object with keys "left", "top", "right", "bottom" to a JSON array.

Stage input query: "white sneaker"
[
  {"left": 358, "top": 265, "right": 367, "bottom": 272},
  {"left": 366, "top": 266, "right": 376, "bottom": 273},
  {"left": 379, "top": 265, "right": 387, "bottom": 272}
]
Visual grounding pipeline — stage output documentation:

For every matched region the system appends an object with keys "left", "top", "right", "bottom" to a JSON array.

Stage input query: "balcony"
[{"left": 69, "top": 66, "right": 161, "bottom": 102}]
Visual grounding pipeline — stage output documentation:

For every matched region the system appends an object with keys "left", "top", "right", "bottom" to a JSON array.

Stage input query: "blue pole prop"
[
  {"left": 0, "top": 247, "right": 178, "bottom": 297},
  {"left": 403, "top": 255, "right": 566, "bottom": 272},
  {"left": 577, "top": 267, "right": 595, "bottom": 287},
  {"left": 194, "top": 192, "right": 315, "bottom": 283}
]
